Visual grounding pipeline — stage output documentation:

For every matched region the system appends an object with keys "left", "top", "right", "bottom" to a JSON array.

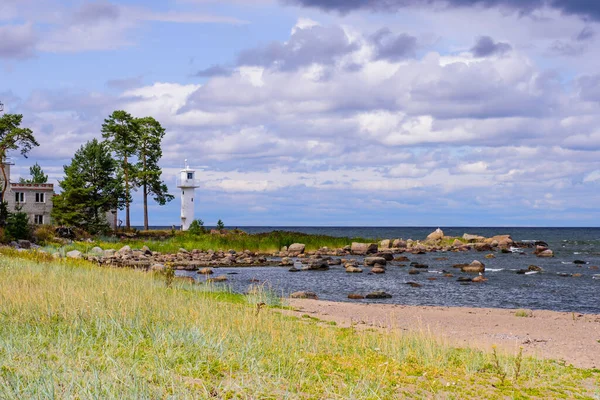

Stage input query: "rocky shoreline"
[{"left": 21, "top": 229, "right": 557, "bottom": 273}]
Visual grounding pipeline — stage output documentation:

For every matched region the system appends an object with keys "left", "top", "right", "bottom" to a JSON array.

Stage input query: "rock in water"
[
  {"left": 364, "top": 257, "right": 387, "bottom": 266},
  {"left": 345, "top": 266, "right": 363, "bottom": 273},
  {"left": 472, "top": 275, "right": 487, "bottom": 283},
  {"left": 371, "top": 266, "right": 386, "bottom": 274},
  {"left": 365, "top": 291, "right": 392, "bottom": 299},
  {"left": 461, "top": 260, "right": 485, "bottom": 273},
  {"left": 348, "top": 293, "right": 365, "bottom": 299},
  {"left": 537, "top": 249, "right": 554, "bottom": 258},
  {"left": 427, "top": 228, "right": 444, "bottom": 241},
  {"left": 290, "top": 291, "right": 318, "bottom": 299},
  {"left": 351, "top": 242, "right": 378, "bottom": 255},
  {"left": 198, "top": 268, "right": 214, "bottom": 275}
]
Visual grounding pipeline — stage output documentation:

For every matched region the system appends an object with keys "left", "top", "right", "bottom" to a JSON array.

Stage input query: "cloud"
[
  {"left": 194, "top": 65, "right": 233, "bottom": 77},
  {"left": 106, "top": 76, "right": 144, "bottom": 91},
  {"left": 72, "top": 1, "right": 120, "bottom": 23},
  {"left": 369, "top": 28, "right": 417, "bottom": 61},
  {"left": 283, "top": 0, "right": 600, "bottom": 21},
  {"left": 237, "top": 24, "right": 359, "bottom": 70},
  {"left": 576, "top": 26, "right": 595, "bottom": 42},
  {"left": 0, "top": 23, "right": 37, "bottom": 59},
  {"left": 470, "top": 36, "right": 512, "bottom": 57}
]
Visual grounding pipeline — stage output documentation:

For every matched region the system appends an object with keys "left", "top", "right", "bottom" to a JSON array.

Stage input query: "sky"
[{"left": 2, "top": 0, "right": 600, "bottom": 227}]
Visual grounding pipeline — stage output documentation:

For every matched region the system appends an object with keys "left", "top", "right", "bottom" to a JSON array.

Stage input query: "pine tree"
[
  {"left": 101, "top": 110, "right": 138, "bottom": 230},
  {"left": 52, "top": 139, "right": 125, "bottom": 234},
  {"left": 19, "top": 162, "right": 48, "bottom": 184},
  {"left": 0, "top": 113, "right": 39, "bottom": 201},
  {"left": 134, "top": 117, "right": 174, "bottom": 230}
]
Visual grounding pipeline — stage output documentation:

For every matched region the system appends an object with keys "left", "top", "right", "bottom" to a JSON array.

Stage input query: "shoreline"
[{"left": 287, "top": 298, "right": 600, "bottom": 369}]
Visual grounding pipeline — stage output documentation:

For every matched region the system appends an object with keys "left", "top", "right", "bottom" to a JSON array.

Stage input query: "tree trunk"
[
  {"left": 0, "top": 163, "right": 7, "bottom": 203},
  {"left": 143, "top": 182, "right": 148, "bottom": 230},
  {"left": 124, "top": 155, "right": 130, "bottom": 230}
]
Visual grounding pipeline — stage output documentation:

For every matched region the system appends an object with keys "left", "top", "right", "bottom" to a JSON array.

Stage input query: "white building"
[{"left": 176, "top": 160, "right": 200, "bottom": 231}]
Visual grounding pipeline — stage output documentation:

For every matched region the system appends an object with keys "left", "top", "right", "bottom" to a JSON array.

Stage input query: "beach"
[{"left": 289, "top": 299, "right": 600, "bottom": 369}]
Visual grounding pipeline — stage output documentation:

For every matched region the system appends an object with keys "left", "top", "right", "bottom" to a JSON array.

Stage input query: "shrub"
[
  {"left": 5, "top": 211, "right": 30, "bottom": 241},
  {"left": 216, "top": 219, "right": 225, "bottom": 230},
  {"left": 188, "top": 219, "right": 205, "bottom": 235},
  {"left": 33, "top": 224, "right": 57, "bottom": 245}
]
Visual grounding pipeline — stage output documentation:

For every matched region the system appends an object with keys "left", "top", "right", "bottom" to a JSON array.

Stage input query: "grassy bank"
[
  {"left": 0, "top": 253, "right": 598, "bottom": 398},
  {"left": 58, "top": 230, "right": 375, "bottom": 254}
]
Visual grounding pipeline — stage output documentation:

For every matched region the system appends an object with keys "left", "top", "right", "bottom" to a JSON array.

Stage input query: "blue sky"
[{"left": 2, "top": 0, "right": 600, "bottom": 227}]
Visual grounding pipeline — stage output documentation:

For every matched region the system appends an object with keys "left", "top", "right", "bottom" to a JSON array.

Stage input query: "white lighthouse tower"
[{"left": 177, "top": 160, "right": 200, "bottom": 231}]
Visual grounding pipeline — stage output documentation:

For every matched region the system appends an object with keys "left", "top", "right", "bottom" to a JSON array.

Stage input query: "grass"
[
  {"left": 515, "top": 309, "right": 534, "bottom": 318},
  {"left": 51, "top": 230, "right": 376, "bottom": 254},
  {"left": 0, "top": 254, "right": 598, "bottom": 398}
]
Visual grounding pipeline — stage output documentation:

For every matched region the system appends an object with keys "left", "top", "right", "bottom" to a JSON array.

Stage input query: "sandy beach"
[{"left": 288, "top": 299, "right": 600, "bottom": 369}]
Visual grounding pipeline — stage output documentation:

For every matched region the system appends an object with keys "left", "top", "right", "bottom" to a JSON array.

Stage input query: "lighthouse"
[{"left": 177, "top": 160, "right": 200, "bottom": 231}]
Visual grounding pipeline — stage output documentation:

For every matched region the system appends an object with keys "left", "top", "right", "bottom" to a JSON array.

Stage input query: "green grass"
[
  {"left": 52, "top": 230, "right": 376, "bottom": 254},
  {"left": 0, "top": 254, "right": 598, "bottom": 398},
  {"left": 515, "top": 309, "right": 533, "bottom": 318}
]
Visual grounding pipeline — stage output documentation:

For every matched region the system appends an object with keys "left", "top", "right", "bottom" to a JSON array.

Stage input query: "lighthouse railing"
[{"left": 176, "top": 178, "right": 201, "bottom": 188}]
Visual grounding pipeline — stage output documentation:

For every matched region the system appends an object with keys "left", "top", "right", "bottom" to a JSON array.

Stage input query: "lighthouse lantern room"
[{"left": 177, "top": 160, "right": 200, "bottom": 231}]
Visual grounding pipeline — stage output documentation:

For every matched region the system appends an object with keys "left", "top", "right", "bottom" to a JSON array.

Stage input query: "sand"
[{"left": 288, "top": 299, "right": 600, "bottom": 369}]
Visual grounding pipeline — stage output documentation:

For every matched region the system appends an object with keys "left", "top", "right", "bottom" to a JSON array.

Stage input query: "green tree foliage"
[
  {"left": 0, "top": 114, "right": 39, "bottom": 201},
  {"left": 216, "top": 219, "right": 225, "bottom": 230},
  {"left": 6, "top": 210, "right": 30, "bottom": 240},
  {"left": 0, "top": 201, "right": 10, "bottom": 228},
  {"left": 101, "top": 110, "right": 138, "bottom": 230},
  {"left": 52, "top": 139, "right": 125, "bottom": 234},
  {"left": 134, "top": 117, "right": 174, "bottom": 230},
  {"left": 187, "top": 219, "right": 205, "bottom": 235},
  {"left": 19, "top": 162, "right": 48, "bottom": 184}
]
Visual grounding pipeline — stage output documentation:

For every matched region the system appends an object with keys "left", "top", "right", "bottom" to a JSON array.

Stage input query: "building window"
[
  {"left": 34, "top": 215, "right": 44, "bottom": 225},
  {"left": 187, "top": 172, "right": 193, "bottom": 180},
  {"left": 15, "top": 192, "right": 24, "bottom": 203},
  {"left": 35, "top": 193, "right": 45, "bottom": 203}
]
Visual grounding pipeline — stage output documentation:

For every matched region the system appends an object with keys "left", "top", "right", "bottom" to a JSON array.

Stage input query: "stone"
[
  {"left": 461, "top": 260, "right": 485, "bottom": 273},
  {"left": 150, "top": 263, "right": 166, "bottom": 272},
  {"left": 279, "top": 257, "right": 294, "bottom": 267},
  {"left": 411, "top": 263, "right": 429, "bottom": 269},
  {"left": 305, "top": 259, "right": 329, "bottom": 270},
  {"left": 288, "top": 243, "right": 306, "bottom": 255},
  {"left": 485, "top": 253, "right": 496, "bottom": 259},
  {"left": 528, "top": 265, "right": 543, "bottom": 272},
  {"left": 327, "top": 258, "right": 342, "bottom": 266},
  {"left": 426, "top": 228, "right": 444, "bottom": 241},
  {"left": 116, "top": 245, "right": 132, "bottom": 256},
  {"left": 290, "top": 291, "right": 318, "bottom": 299},
  {"left": 66, "top": 250, "right": 82, "bottom": 259},
  {"left": 365, "top": 291, "right": 392, "bottom": 299},
  {"left": 573, "top": 260, "right": 587, "bottom": 265},
  {"left": 394, "top": 256, "right": 410, "bottom": 262},
  {"left": 198, "top": 268, "right": 214, "bottom": 275},
  {"left": 537, "top": 249, "right": 554, "bottom": 258},
  {"left": 141, "top": 245, "right": 152, "bottom": 255},
  {"left": 103, "top": 249, "right": 116, "bottom": 257},
  {"left": 207, "top": 275, "right": 228, "bottom": 283},
  {"left": 90, "top": 246, "right": 104, "bottom": 255},
  {"left": 17, "top": 240, "right": 32, "bottom": 249},
  {"left": 452, "top": 239, "right": 463, "bottom": 247},
  {"left": 371, "top": 266, "right": 385, "bottom": 274},
  {"left": 490, "top": 235, "right": 514, "bottom": 248},
  {"left": 472, "top": 275, "right": 487, "bottom": 283},
  {"left": 348, "top": 293, "right": 365, "bottom": 300},
  {"left": 457, "top": 277, "right": 472, "bottom": 282},
  {"left": 463, "top": 234, "right": 485, "bottom": 242},
  {"left": 408, "top": 269, "right": 420, "bottom": 275},
  {"left": 288, "top": 267, "right": 300, "bottom": 272},
  {"left": 351, "top": 242, "right": 378, "bottom": 255},
  {"left": 573, "top": 273, "right": 582, "bottom": 278},
  {"left": 345, "top": 266, "right": 363, "bottom": 273},
  {"left": 379, "top": 239, "right": 391, "bottom": 250},
  {"left": 406, "top": 282, "right": 422, "bottom": 288},
  {"left": 392, "top": 239, "right": 406, "bottom": 248},
  {"left": 364, "top": 257, "right": 387, "bottom": 267}
]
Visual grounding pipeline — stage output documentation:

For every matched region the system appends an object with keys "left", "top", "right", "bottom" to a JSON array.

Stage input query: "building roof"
[{"left": 10, "top": 183, "right": 54, "bottom": 190}]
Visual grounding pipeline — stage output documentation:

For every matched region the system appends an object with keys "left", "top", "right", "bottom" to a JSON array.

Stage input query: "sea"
[{"left": 174, "top": 227, "right": 600, "bottom": 314}]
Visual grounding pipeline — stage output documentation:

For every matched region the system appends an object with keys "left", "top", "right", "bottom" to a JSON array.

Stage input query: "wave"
[{"left": 487, "top": 268, "right": 504, "bottom": 272}]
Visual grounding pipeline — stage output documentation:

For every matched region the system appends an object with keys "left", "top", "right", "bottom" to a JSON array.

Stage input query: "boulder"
[
  {"left": 327, "top": 258, "right": 342, "bottom": 266},
  {"left": 17, "top": 240, "right": 32, "bottom": 249},
  {"left": 348, "top": 293, "right": 365, "bottom": 300},
  {"left": 537, "top": 249, "right": 554, "bottom": 258},
  {"left": 408, "top": 269, "right": 420, "bottom": 275},
  {"left": 288, "top": 243, "right": 306, "bottom": 255},
  {"left": 66, "top": 250, "right": 83, "bottom": 259},
  {"left": 371, "top": 266, "right": 385, "bottom": 274},
  {"left": 392, "top": 239, "right": 406, "bottom": 248},
  {"left": 426, "top": 228, "right": 444, "bottom": 242},
  {"left": 207, "top": 275, "right": 228, "bottom": 283},
  {"left": 411, "top": 263, "right": 429, "bottom": 269},
  {"left": 103, "top": 249, "right": 116, "bottom": 258},
  {"left": 452, "top": 239, "right": 464, "bottom": 247},
  {"left": 279, "top": 257, "right": 294, "bottom": 267},
  {"left": 90, "top": 246, "right": 104, "bottom": 256},
  {"left": 116, "top": 245, "right": 132, "bottom": 256},
  {"left": 345, "top": 266, "right": 363, "bottom": 273},
  {"left": 305, "top": 259, "right": 329, "bottom": 270},
  {"left": 463, "top": 234, "right": 485, "bottom": 242},
  {"left": 288, "top": 267, "right": 300, "bottom": 272},
  {"left": 365, "top": 291, "right": 392, "bottom": 299},
  {"left": 528, "top": 265, "right": 543, "bottom": 272},
  {"left": 379, "top": 239, "right": 391, "bottom": 250},
  {"left": 150, "top": 264, "right": 166, "bottom": 272},
  {"left": 461, "top": 260, "right": 485, "bottom": 273},
  {"left": 290, "top": 291, "right": 318, "bottom": 300},
  {"left": 485, "top": 253, "right": 496, "bottom": 259},
  {"left": 198, "top": 268, "right": 214, "bottom": 275},
  {"left": 364, "top": 257, "right": 387, "bottom": 267},
  {"left": 472, "top": 275, "right": 487, "bottom": 283},
  {"left": 406, "top": 282, "right": 422, "bottom": 288},
  {"left": 394, "top": 256, "right": 410, "bottom": 262},
  {"left": 351, "top": 242, "right": 378, "bottom": 255},
  {"left": 141, "top": 245, "right": 152, "bottom": 255}
]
